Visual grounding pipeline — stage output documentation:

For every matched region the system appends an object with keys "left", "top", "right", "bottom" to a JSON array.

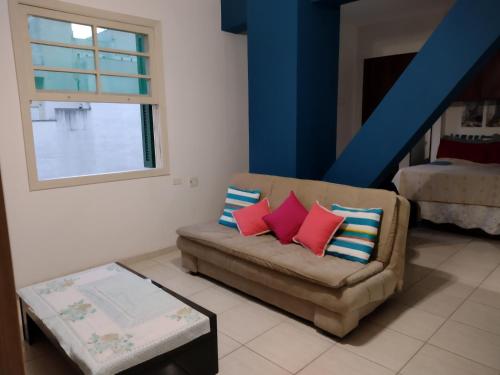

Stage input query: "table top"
[{"left": 18, "top": 263, "right": 212, "bottom": 375}]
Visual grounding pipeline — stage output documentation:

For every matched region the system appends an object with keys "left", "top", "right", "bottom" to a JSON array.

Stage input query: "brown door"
[{"left": 0, "top": 170, "right": 25, "bottom": 374}]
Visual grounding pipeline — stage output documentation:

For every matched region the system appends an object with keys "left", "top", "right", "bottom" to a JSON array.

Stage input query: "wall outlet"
[
  {"left": 172, "top": 177, "right": 183, "bottom": 186},
  {"left": 189, "top": 177, "right": 199, "bottom": 188}
]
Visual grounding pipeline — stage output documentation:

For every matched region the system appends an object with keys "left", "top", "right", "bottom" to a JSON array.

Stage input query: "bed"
[{"left": 393, "top": 157, "right": 500, "bottom": 235}]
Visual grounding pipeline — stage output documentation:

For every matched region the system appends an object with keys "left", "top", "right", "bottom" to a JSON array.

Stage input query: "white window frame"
[{"left": 8, "top": 0, "right": 169, "bottom": 190}]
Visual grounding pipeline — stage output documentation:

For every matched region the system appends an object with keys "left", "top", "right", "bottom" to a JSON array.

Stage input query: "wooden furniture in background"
[
  {"left": 0, "top": 171, "right": 25, "bottom": 374},
  {"left": 361, "top": 50, "right": 500, "bottom": 123},
  {"left": 362, "top": 52, "right": 416, "bottom": 124}
]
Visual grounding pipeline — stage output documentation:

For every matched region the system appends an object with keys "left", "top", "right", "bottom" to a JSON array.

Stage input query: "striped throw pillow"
[
  {"left": 325, "top": 204, "right": 383, "bottom": 264},
  {"left": 218, "top": 186, "right": 261, "bottom": 229}
]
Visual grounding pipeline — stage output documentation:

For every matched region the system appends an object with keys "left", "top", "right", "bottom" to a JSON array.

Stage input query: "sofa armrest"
[{"left": 387, "top": 196, "right": 410, "bottom": 292}]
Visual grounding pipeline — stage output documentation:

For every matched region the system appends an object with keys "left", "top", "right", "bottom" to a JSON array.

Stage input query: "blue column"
[
  {"left": 247, "top": 0, "right": 340, "bottom": 179},
  {"left": 221, "top": 0, "right": 246, "bottom": 34},
  {"left": 323, "top": 0, "right": 500, "bottom": 187}
]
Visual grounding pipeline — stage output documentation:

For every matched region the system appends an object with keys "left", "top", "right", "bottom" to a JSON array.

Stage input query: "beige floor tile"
[
  {"left": 219, "top": 347, "right": 291, "bottom": 375},
  {"left": 126, "top": 259, "right": 159, "bottom": 273},
  {"left": 244, "top": 298, "right": 292, "bottom": 322},
  {"left": 338, "top": 322, "right": 423, "bottom": 372},
  {"left": 190, "top": 286, "right": 246, "bottom": 314},
  {"left": 151, "top": 248, "right": 182, "bottom": 265},
  {"left": 25, "top": 350, "right": 78, "bottom": 375},
  {"left": 413, "top": 271, "right": 475, "bottom": 299},
  {"left": 469, "top": 287, "right": 500, "bottom": 311},
  {"left": 281, "top": 315, "right": 337, "bottom": 345},
  {"left": 469, "top": 266, "right": 500, "bottom": 310},
  {"left": 396, "top": 284, "right": 468, "bottom": 318},
  {"left": 403, "top": 264, "right": 433, "bottom": 290},
  {"left": 218, "top": 332, "right": 241, "bottom": 359},
  {"left": 406, "top": 245, "right": 459, "bottom": 269},
  {"left": 298, "top": 346, "right": 395, "bottom": 375},
  {"left": 367, "top": 300, "right": 445, "bottom": 341},
  {"left": 451, "top": 300, "right": 500, "bottom": 335},
  {"left": 437, "top": 253, "right": 497, "bottom": 287},
  {"left": 429, "top": 320, "right": 500, "bottom": 370},
  {"left": 408, "top": 228, "right": 471, "bottom": 248},
  {"left": 451, "top": 240, "right": 500, "bottom": 268},
  {"left": 139, "top": 263, "right": 186, "bottom": 284},
  {"left": 22, "top": 339, "right": 53, "bottom": 362},
  {"left": 161, "top": 273, "right": 214, "bottom": 296},
  {"left": 218, "top": 302, "right": 283, "bottom": 343},
  {"left": 401, "top": 344, "right": 498, "bottom": 375},
  {"left": 246, "top": 322, "right": 332, "bottom": 373}
]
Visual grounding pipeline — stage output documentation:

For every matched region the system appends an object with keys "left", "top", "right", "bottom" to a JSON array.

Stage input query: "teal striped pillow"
[
  {"left": 219, "top": 186, "right": 261, "bottom": 229},
  {"left": 325, "top": 204, "right": 383, "bottom": 264}
]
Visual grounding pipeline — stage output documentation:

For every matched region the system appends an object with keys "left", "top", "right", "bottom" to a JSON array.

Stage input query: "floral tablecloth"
[{"left": 18, "top": 263, "right": 210, "bottom": 375}]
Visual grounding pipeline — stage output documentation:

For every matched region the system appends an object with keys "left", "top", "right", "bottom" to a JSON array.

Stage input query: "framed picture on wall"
[
  {"left": 486, "top": 101, "right": 500, "bottom": 127},
  {"left": 461, "top": 102, "right": 483, "bottom": 127}
]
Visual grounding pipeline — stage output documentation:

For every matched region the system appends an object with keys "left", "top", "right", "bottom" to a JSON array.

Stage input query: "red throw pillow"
[
  {"left": 233, "top": 199, "right": 271, "bottom": 236},
  {"left": 262, "top": 191, "right": 308, "bottom": 244},
  {"left": 293, "top": 202, "right": 344, "bottom": 256}
]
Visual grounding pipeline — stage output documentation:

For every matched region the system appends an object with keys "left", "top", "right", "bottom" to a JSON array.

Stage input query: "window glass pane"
[
  {"left": 99, "top": 52, "right": 149, "bottom": 75},
  {"left": 97, "top": 28, "right": 147, "bottom": 52},
  {"left": 28, "top": 16, "right": 93, "bottom": 46},
  {"left": 100, "top": 75, "right": 150, "bottom": 95},
  {"left": 31, "top": 101, "right": 155, "bottom": 180},
  {"left": 31, "top": 44, "right": 95, "bottom": 70},
  {"left": 34, "top": 70, "right": 96, "bottom": 92}
]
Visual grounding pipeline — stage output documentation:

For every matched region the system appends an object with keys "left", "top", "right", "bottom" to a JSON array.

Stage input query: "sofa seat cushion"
[{"left": 177, "top": 222, "right": 384, "bottom": 289}]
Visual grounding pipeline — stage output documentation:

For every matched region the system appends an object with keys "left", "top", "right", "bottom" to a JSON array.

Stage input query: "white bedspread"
[
  {"left": 393, "top": 159, "right": 500, "bottom": 207},
  {"left": 417, "top": 201, "right": 500, "bottom": 235},
  {"left": 18, "top": 263, "right": 210, "bottom": 375}
]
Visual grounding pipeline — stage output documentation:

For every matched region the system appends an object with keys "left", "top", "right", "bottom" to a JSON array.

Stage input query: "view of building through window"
[{"left": 31, "top": 101, "right": 152, "bottom": 180}]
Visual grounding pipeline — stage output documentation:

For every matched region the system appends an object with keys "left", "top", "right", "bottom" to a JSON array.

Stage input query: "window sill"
[{"left": 28, "top": 167, "right": 170, "bottom": 191}]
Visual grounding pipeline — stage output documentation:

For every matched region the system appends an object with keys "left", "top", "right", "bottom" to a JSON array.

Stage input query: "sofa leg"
[
  {"left": 313, "top": 307, "right": 359, "bottom": 338},
  {"left": 181, "top": 253, "right": 198, "bottom": 273}
]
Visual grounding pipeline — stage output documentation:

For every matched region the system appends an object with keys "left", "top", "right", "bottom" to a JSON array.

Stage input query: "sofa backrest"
[{"left": 229, "top": 173, "right": 399, "bottom": 264}]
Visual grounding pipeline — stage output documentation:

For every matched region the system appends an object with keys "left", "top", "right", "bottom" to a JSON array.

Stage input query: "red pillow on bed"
[
  {"left": 486, "top": 142, "right": 500, "bottom": 164},
  {"left": 437, "top": 139, "right": 489, "bottom": 163}
]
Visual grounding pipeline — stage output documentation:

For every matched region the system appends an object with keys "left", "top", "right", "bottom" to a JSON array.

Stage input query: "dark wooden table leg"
[{"left": 19, "top": 299, "right": 40, "bottom": 346}]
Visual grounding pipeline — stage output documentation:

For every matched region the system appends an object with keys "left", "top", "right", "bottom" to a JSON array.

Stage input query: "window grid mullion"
[
  {"left": 92, "top": 24, "right": 101, "bottom": 94},
  {"left": 29, "top": 39, "right": 151, "bottom": 58}
]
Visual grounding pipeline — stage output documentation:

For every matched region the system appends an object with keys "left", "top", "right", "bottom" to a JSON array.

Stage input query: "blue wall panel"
[
  {"left": 324, "top": 0, "right": 500, "bottom": 187},
  {"left": 247, "top": 0, "right": 340, "bottom": 179},
  {"left": 247, "top": 0, "right": 299, "bottom": 177},
  {"left": 297, "top": 2, "right": 340, "bottom": 179},
  {"left": 221, "top": 0, "right": 247, "bottom": 34}
]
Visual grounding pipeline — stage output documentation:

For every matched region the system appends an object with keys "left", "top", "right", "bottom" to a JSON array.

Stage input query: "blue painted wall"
[
  {"left": 221, "top": 0, "right": 246, "bottom": 34},
  {"left": 247, "top": 0, "right": 340, "bottom": 179},
  {"left": 247, "top": 0, "right": 299, "bottom": 177},
  {"left": 324, "top": 0, "right": 500, "bottom": 187}
]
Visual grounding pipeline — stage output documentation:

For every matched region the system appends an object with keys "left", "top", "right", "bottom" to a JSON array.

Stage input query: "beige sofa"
[{"left": 177, "top": 173, "right": 410, "bottom": 337}]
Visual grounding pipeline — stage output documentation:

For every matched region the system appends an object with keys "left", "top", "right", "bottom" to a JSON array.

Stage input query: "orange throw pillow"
[
  {"left": 293, "top": 202, "right": 344, "bottom": 256},
  {"left": 233, "top": 198, "right": 271, "bottom": 236}
]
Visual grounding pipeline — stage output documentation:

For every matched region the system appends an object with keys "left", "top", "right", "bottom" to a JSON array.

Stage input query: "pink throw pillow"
[
  {"left": 262, "top": 191, "right": 308, "bottom": 244},
  {"left": 233, "top": 199, "right": 271, "bottom": 236},
  {"left": 293, "top": 202, "right": 345, "bottom": 256}
]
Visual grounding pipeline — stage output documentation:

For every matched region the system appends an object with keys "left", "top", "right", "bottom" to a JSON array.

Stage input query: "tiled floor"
[{"left": 22, "top": 227, "right": 500, "bottom": 374}]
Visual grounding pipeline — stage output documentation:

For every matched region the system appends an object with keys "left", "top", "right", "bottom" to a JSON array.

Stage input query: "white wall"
[
  {"left": 0, "top": 0, "right": 249, "bottom": 287},
  {"left": 442, "top": 103, "right": 500, "bottom": 137},
  {"left": 336, "top": 7, "right": 452, "bottom": 157}
]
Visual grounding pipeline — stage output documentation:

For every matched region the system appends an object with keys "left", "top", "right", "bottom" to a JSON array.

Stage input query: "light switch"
[{"left": 189, "top": 177, "right": 199, "bottom": 188}]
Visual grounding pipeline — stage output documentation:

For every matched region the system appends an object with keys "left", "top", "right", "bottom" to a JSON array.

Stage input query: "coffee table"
[{"left": 18, "top": 263, "right": 218, "bottom": 375}]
